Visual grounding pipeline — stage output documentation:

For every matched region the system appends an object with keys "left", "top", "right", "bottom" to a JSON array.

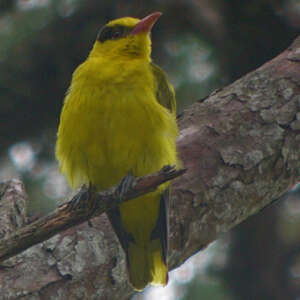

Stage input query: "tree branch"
[
  {"left": 0, "top": 36, "right": 299, "bottom": 300},
  {"left": 0, "top": 166, "right": 185, "bottom": 263}
]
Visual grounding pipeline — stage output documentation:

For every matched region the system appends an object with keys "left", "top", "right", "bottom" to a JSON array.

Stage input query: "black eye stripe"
[{"left": 97, "top": 25, "right": 133, "bottom": 43}]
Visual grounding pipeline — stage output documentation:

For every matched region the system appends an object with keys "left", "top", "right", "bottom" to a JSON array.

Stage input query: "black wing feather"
[
  {"left": 106, "top": 208, "right": 135, "bottom": 266},
  {"left": 150, "top": 188, "right": 169, "bottom": 264}
]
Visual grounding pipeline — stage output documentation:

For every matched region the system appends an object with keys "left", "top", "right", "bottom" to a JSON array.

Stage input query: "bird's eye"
[
  {"left": 97, "top": 25, "right": 132, "bottom": 43},
  {"left": 112, "top": 30, "right": 121, "bottom": 39}
]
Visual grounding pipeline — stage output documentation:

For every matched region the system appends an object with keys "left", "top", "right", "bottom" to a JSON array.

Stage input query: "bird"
[{"left": 56, "top": 11, "right": 179, "bottom": 291}]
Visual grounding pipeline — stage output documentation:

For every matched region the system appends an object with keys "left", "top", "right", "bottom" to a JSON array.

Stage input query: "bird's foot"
[
  {"left": 68, "top": 184, "right": 98, "bottom": 222},
  {"left": 68, "top": 185, "right": 89, "bottom": 210},
  {"left": 115, "top": 172, "right": 136, "bottom": 203}
]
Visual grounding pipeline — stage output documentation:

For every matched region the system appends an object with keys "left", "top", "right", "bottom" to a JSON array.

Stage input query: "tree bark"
[
  {"left": 0, "top": 36, "right": 299, "bottom": 300},
  {"left": 0, "top": 166, "right": 185, "bottom": 263}
]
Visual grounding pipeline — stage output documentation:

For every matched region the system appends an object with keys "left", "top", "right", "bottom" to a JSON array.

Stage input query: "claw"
[
  {"left": 86, "top": 184, "right": 98, "bottom": 217},
  {"left": 116, "top": 172, "right": 136, "bottom": 202},
  {"left": 162, "top": 165, "right": 176, "bottom": 176},
  {"left": 69, "top": 185, "right": 89, "bottom": 210},
  {"left": 68, "top": 184, "right": 97, "bottom": 218}
]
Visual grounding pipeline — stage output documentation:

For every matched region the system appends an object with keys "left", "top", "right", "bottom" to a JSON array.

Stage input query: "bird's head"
[{"left": 89, "top": 12, "right": 162, "bottom": 61}]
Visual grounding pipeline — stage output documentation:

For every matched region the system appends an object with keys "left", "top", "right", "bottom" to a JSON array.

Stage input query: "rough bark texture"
[
  {"left": 0, "top": 180, "right": 27, "bottom": 238},
  {"left": 0, "top": 37, "right": 300, "bottom": 300},
  {"left": 0, "top": 166, "right": 184, "bottom": 263}
]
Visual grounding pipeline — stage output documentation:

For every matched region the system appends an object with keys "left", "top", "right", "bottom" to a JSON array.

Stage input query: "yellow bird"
[{"left": 56, "top": 12, "right": 178, "bottom": 291}]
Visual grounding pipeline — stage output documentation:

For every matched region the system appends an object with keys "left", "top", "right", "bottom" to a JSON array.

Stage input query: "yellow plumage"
[{"left": 56, "top": 13, "right": 178, "bottom": 290}]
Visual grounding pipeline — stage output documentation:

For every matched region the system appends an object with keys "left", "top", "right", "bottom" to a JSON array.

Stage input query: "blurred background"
[{"left": 1, "top": 0, "right": 300, "bottom": 299}]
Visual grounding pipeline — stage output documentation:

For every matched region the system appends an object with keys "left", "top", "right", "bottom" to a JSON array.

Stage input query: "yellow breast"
[{"left": 56, "top": 57, "right": 178, "bottom": 191}]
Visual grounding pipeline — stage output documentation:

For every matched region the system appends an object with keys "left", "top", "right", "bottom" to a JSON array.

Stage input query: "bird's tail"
[
  {"left": 127, "top": 238, "right": 168, "bottom": 291},
  {"left": 107, "top": 190, "right": 169, "bottom": 291}
]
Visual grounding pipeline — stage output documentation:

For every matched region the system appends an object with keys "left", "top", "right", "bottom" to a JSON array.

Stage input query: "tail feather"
[
  {"left": 148, "top": 239, "right": 168, "bottom": 286},
  {"left": 127, "top": 239, "right": 168, "bottom": 291},
  {"left": 106, "top": 190, "right": 169, "bottom": 291}
]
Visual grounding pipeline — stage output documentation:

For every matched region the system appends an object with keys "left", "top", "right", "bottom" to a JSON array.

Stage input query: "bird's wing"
[
  {"left": 150, "top": 188, "right": 169, "bottom": 264},
  {"left": 106, "top": 208, "right": 134, "bottom": 261},
  {"left": 150, "top": 62, "right": 176, "bottom": 114}
]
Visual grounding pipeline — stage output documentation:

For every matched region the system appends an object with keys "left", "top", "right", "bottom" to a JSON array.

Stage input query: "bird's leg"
[
  {"left": 68, "top": 184, "right": 89, "bottom": 210},
  {"left": 115, "top": 171, "right": 136, "bottom": 203},
  {"left": 86, "top": 184, "right": 99, "bottom": 227},
  {"left": 68, "top": 184, "right": 97, "bottom": 221}
]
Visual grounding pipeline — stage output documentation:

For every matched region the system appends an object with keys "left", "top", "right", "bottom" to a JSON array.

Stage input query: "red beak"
[{"left": 130, "top": 12, "right": 162, "bottom": 35}]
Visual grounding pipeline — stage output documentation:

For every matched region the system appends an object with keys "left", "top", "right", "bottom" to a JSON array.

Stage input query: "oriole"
[{"left": 56, "top": 12, "right": 178, "bottom": 291}]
